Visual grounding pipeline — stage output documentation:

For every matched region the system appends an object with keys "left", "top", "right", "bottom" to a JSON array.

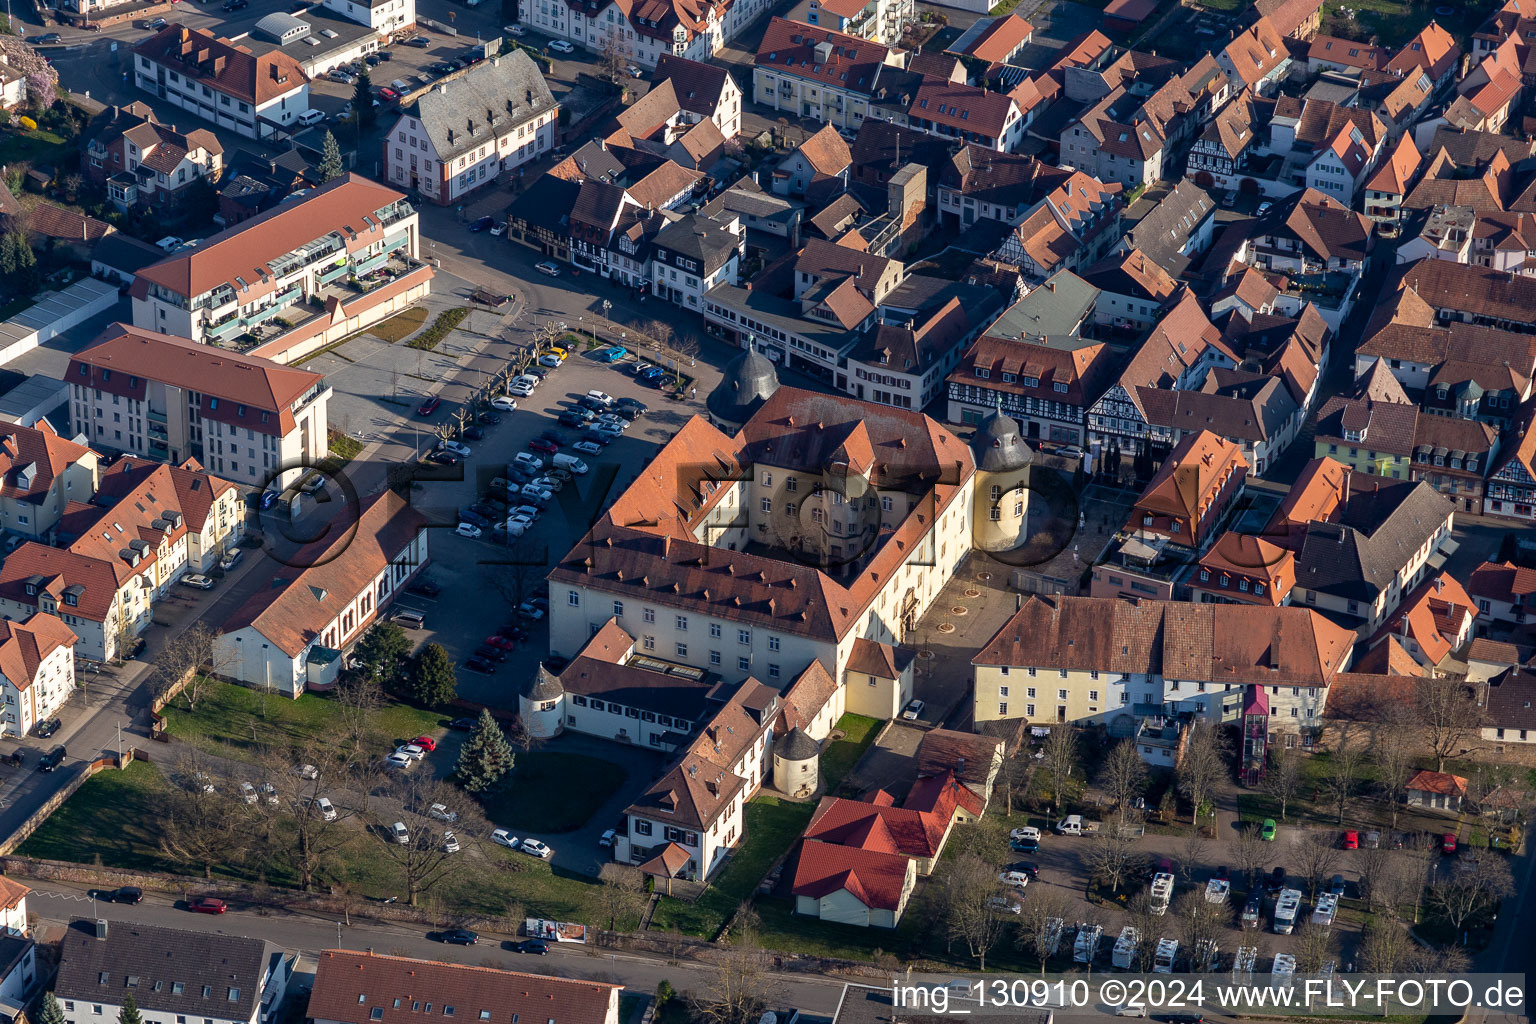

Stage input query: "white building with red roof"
[
  {"left": 518, "top": 0, "right": 774, "bottom": 67},
  {"left": 70, "top": 324, "right": 330, "bottom": 492},
  {"left": 132, "top": 25, "right": 310, "bottom": 140},
  {"left": 752, "top": 18, "right": 904, "bottom": 132},
  {"left": 219, "top": 490, "right": 428, "bottom": 696},
  {"left": 127, "top": 174, "right": 429, "bottom": 364},
  {"left": 0, "top": 613, "right": 76, "bottom": 738},
  {"left": 0, "top": 420, "right": 99, "bottom": 541},
  {"left": 803, "top": 0, "right": 912, "bottom": 45}
]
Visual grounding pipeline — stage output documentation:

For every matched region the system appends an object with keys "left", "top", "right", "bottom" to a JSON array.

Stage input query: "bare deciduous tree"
[
  {"left": 1087, "top": 826, "right": 1147, "bottom": 895},
  {"left": 1294, "top": 830, "right": 1341, "bottom": 900},
  {"left": 995, "top": 744, "right": 1033, "bottom": 818},
  {"left": 1017, "top": 886, "right": 1072, "bottom": 971},
  {"left": 373, "top": 773, "right": 487, "bottom": 905},
  {"left": 1124, "top": 892, "right": 1160, "bottom": 972},
  {"left": 1172, "top": 889, "right": 1225, "bottom": 969},
  {"left": 1039, "top": 726, "right": 1080, "bottom": 814},
  {"left": 333, "top": 670, "right": 385, "bottom": 760},
  {"left": 1416, "top": 675, "right": 1483, "bottom": 772},
  {"left": 1177, "top": 722, "right": 1229, "bottom": 829},
  {"left": 256, "top": 743, "right": 362, "bottom": 891},
  {"left": 1371, "top": 705, "right": 1421, "bottom": 828},
  {"left": 690, "top": 944, "right": 768, "bottom": 1024},
  {"left": 1426, "top": 856, "right": 1514, "bottom": 933},
  {"left": 1323, "top": 727, "right": 1368, "bottom": 825},
  {"left": 1233, "top": 824, "right": 1270, "bottom": 890},
  {"left": 1098, "top": 739, "right": 1148, "bottom": 824},
  {"left": 1359, "top": 917, "right": 1414, "bottom": 972},
  {"left": 1356, "top": 844, "right": 1390, "bottom": 912},
  {"left": 1177, "top": 829, "right": 1210, "bottom": 884},
  {"left": 1261, "top": 743, "right": 1304, "bottom": 820},
  {"left": 937, "top": 852, "right": 1010, "bottom": 971},
  {"left": 159, "top": 749, "right": 251, "bottom": 879},
  {"left": 1291, "top": 922, "right": 1336, "bottom": 974},
  {"left": 597, "top": 864, "right": 648, "bottom": 931}
]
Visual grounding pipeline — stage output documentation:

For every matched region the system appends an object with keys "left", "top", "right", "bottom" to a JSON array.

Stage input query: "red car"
[
  {"left": 378, "top": 86, "right": 400, "bottom": 102},
  {"left": 416, "top": 396, "right": 441, "bottom": 417},
  {"left": 1442, "top": 833, "right": 1458, "bottom": 855},
  {"left": 189, "top": 897, "right": 227, "bottom": 914},
  {"left": 485, "top": 635, "right": 517, "bottom": 651},
  {"left": 527, "top": 438, "right": 559, "bottom": 454},
  {"left": 1342, "top": 830, "right": 1359, "bottom": 850},
  {"left": 411, "top": 735, "right": 438, "bottom": 752}
]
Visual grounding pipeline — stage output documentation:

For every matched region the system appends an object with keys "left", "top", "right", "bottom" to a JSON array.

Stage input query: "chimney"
[{"left": 94, "top": 919, "right": 108, "bottom": 940}]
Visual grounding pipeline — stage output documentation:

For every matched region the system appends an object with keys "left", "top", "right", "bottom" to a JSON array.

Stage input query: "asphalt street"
[{"left": 25, "top": 880, "right": 867, "bottom": 1015}]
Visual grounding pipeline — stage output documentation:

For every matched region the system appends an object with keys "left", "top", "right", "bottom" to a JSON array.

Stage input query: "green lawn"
[
  {"left": 478, "top": 751, "right": 627, "bottom": 833},
  {"left": 368, "top": 307, "right": 428, "bottom": 343},
  {"left": 648, "top": 713, "right": 885, "bottom": 937},
  {"left": 160, "top": 681, "right": 444, "bottom": 761},
  {"left": 18, "top": 758, "right": 639, "bottom": 925},
  {"left": 823, "top": 713, "right": 881, "bottom": 788},
  {"left": 0, "top": 127, "right": 72, "bottom": 169}
]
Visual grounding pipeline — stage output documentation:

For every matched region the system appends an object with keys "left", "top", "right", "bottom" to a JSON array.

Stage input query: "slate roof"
[
  {"left": 410, "top": 51, "right": 555, "bottom": 164},
  {"left": 651, "top": 54, "right": 733, "bottom": 119},
  {"left": 1119, "top": 179, "right": 1213, "bottom": 274},
  {"left": 1294, "top": 479, "right": 1455, "bottom": 604},
  {"left": 56, "top": 920, "right": 281, "bottom": 1021}
]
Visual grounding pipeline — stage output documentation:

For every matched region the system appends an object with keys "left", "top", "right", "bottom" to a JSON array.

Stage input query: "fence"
[{"left": 0, "top": 749, "right": 146, "bottom": 856}]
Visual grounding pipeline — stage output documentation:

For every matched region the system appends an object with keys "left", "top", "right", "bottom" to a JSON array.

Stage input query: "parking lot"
[{"left": 371, "top": 342, "right": 702, "bottom": 703}]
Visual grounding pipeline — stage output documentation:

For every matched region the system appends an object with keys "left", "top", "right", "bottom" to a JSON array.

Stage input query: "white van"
[
  {"left": 297, "top": 109, "right": 325, "bottom": 126},
  {"left": 552, "top": 453, "right": 588, "bottom": 474},
  {"left": 512, "top": 452, "right": 545, "bottom": 471},
  {"left": 394, "top": 610, "right": 425, "bottom": 629}
]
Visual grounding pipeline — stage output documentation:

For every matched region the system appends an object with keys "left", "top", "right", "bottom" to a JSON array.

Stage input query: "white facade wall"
[
  {"left": 1, "top": 640, "right": 75, "bottom": 739},
  {"left": 384, "top": 108, "right": 557, "bottom": 205},
  {"left": 132, "top": 55, "right": 309, "bottom": 140},
  {"left": 518, "top": 0, "right": 773, "bottom": 67}
]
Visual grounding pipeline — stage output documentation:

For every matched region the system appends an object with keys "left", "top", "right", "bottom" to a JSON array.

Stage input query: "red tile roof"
[
  {"left": 1307, "top": 34, "right": 1389, "bottom": 69},
  {"left": 1385, "top": 21, "right": 1460, "bottom": 80},
  {"left": 790, "top": 839, "right": 911, "bottom": 910},
  {"left": 222, "top": 491, "right": 428, "bottom": 656},
  {"left": 133, "top": 25, "right": 307, "bottom": 106},
  {"left": 958, "top": 14, "right": 1033, "bottom": 63},
  {"left": 72, "top": 324, "right": 323, "bottom": 438},
  {"left": 1406, "top": 768, "right": 1469, "bottom": 797},
  {"left": 309, "top": 951, "right": 619, "bottom": 1024},
  {"left": 131, "top": 173, "right": 407, "bottom": 301},
  {"left": 0, "top": 613, "right": 76, "bottom": 691},
  {"left": 755, "top": 18, "right": 893, "bottom": 97},
  {"left": 805, "top": 796, "right": 948, "bottom": 858},
  {"left": 0, "top": 420, "right": 94, "bottom": 504}
]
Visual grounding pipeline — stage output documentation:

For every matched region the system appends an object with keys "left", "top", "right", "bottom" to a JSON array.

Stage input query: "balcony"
[
  {"left": 353, "top": 251, "right": 390, "bottom": 275},
  {"left": 317, "top": 260, "right": 351, "bottom": 285},
  {"left": 377, "top": 200, "right": 414, "bottom": 229},
  {"left": 147, "top": 409, "right": 167, "bottom": 424}
]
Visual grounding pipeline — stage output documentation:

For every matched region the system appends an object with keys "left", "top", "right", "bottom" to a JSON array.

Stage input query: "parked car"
[
  {"left": 517, "top": 601, "right": 545, "bottom": 620},
  {"left": 491, "top": 395, "right": 518, "bottom": 411},
  {"left": 294, "top": 763, "right": 320, "bottom": 779},
  {"left": 448, "top": 717, "right": 478, "bottom": 731},
  {"left": 439, "top": 439, "right": 471, "bottom": 456},
  {"left": 239, "top": 782, "right": 258, "bottom": 804},
  {"left": 998, "top": 870, "right": 1031, "bottom": 889},
  {"left": 314, "top": 797, "right": 338, "bottom": 821},
  {"left": 1329, "top": 873, "right": 1346, "bottom": 896},
  {"left": 390, "top": 821, "right": 411, "bottom": 843},
  {"left": 33, "top": 32, "right": 62, "bottom": 43},
  {"left": 1261, "top": 818, "right": 1277, "bottom": 841},
  {"left": 404, "top": 36, "right": 429, "bottom": 47},
  {"left": 463, "top": 656, "right": 496, "bottom": 674},
  {"left": 38, "top": 746, "right": 65, "bottom": 772},
  {"left": 416, "top": 396, "right": 441, "bottom": 416},
  {"left": 558, "top": 411, "right": 590, "bottom": 428},
  {"left": 188, "top": 897, "right": 227, "bottom": 914},
  {"left": 455, "top": 523, "right": 483, "bottom": 539},
  {"left": 537, "top": 354, "right": 563, "bottom": 368},
  {"left": 429, "top": 451, "right": 459, "bottom": 466},
  {"left": 33, "top": 717, "right": 60, "bottom": 738},
  {"left": 548, "top": 39, "right": 574, "bottom": 52},
  {"left": 378, "top": 86, "right": 400, "bottom": 102},
  {"left": 383, "top": 752, "right": 412, "bottom": 771},
  {"left": 535, "top": 261, "right": 561, "bottom": 276},
  {"left": 443, "top": 831, "right": 461, "bottom": 853},
  {"left": 180, "top": 574, "right": 215, "bottom": 590},
  {"left": 433, "top": 929, "right": 478, "bottom": 945},
  {"left": 900, "top": 699, "right": 925, "bottom": 721},
  {"left": 408, "top": 581, "right": 441, "bottom": 597},
  {"left": 492, "top": 828, "right": 519, "bottom": 848},
  {"left": 1343, "top": 830, "right": 1359, "bottom": 850},
  {"left": 146, "top": 17, "right": 169, "bottom": 27},
  {"left": 1267, "top": 866, "right": 1287, "bottom": 892},
  {"left": 1442, "top": 833, "right": 1458, "bottom": 854},
  {"left": 396, "top": 744, "right": 427, "bottom": 761},
  {"left": 412, "top": 736, "right": 438, "bottom": 752},
  {"left": 511, "top": 939, "right": 548, "bottom": 954},
  {"left": 527, "top": 437, "right": 559, "bottom": 454},
  {"left": 90, "top": 886, "right": 143, "bottom": 904},
  {"left": 469, "top": 216, "right": 495, "bottom": 232},
  {"left": 520, "top": 838, "right": 552, "bottom": 858}
]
